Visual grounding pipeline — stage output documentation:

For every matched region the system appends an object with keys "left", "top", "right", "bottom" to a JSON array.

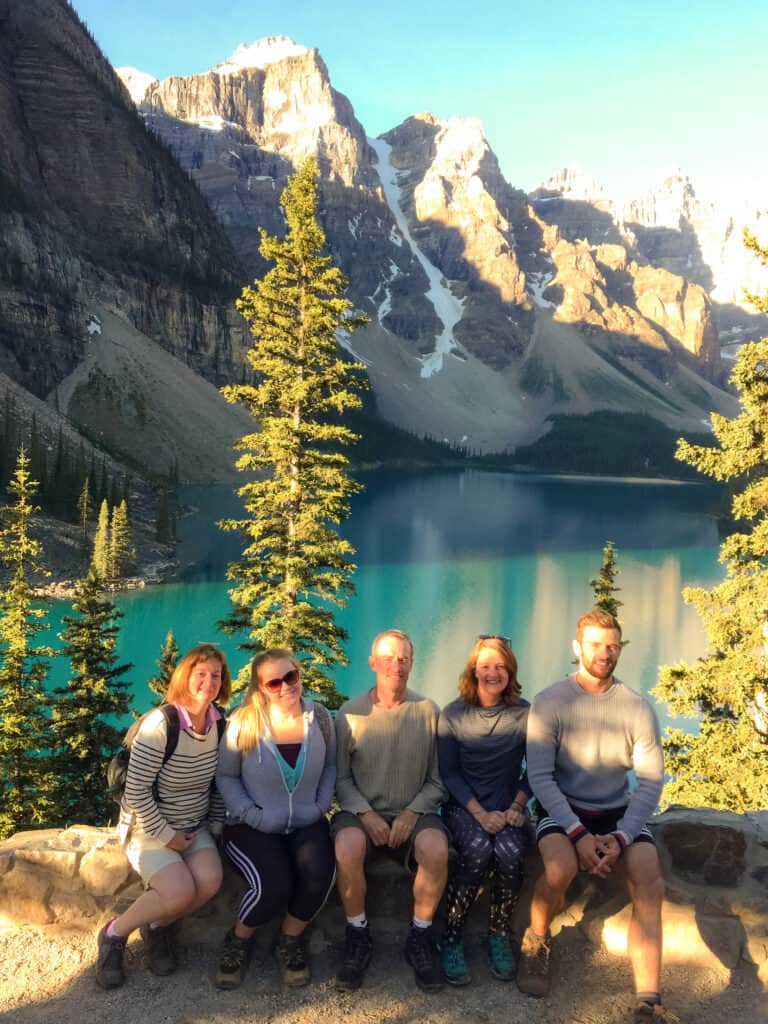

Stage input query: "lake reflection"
[{"left": 53, "top": 470, "right": 725, "bottom": 729}]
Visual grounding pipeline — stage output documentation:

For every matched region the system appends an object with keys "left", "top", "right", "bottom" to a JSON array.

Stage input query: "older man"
[
  {"left": 331, "top": 629, "right": 448, "bottom": 992},
  {"left": 520, "top": 608, "right": 669, "bottom": 1024}
]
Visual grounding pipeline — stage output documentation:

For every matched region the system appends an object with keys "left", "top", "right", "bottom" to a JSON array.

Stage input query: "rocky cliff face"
[
  {"left": 125, "top": 38, "right": 735, "bottom": 451},
  {"left": 0, "top": 0, "right": 247, "bottom": 398},
  {"left": 534, "top": 166, "right": 768, "bottom": 341},
  {"left": 0, "top": 14, "right": 742, "bottom": 464}
]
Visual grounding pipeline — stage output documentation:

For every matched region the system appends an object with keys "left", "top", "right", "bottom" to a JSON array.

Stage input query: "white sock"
[
  {"left": 149, "top": 922, "right": 162, "bottom": 930},
  {"left": 412, "top": 917, "right": 432, "bottom": 929},
  {"left": 346, "top": 913, "right": 367, "bottom": 929}
]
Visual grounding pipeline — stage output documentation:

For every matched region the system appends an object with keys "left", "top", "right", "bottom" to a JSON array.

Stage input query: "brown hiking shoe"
[
  {"left": 274, "top": 931, "right": 310, "bottom": 988},
  {"left": 96, "top": 923, "right": 126, "bottom": 989},
  {"left": 516, "top": 928, "right": 551, "bottom": 997},
  {"left": 140, "top": 923, "right": 177, "bottom": 976}
]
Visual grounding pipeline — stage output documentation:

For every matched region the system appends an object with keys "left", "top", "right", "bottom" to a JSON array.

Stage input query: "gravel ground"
[{"left": 1, "top": 921, "right": 765, "bottom": 1024}]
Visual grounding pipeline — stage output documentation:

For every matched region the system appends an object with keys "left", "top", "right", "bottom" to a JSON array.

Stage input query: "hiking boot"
[
  {"left": 633, "top": 1003, "right": 680, "bottom": 1023},
  {"left": 215, "top": 928, "right": 253, "bottom": 990},
  {"left": 404, "top": 924, "right": 443, "bottom": 992},
  {"left": 274, "top": 931, "right": 310, "bottom": 988},
  {"left": 516, "top": 928, "right": 551, "bottom": 997},
  {"left": 487, "top": 931, "right": 518, "bottom": 981},
  {"left": 335, "top": 923, "right": 373, "bottom": 992},
  {"left": 140, "top": 923, "right": 177, "bottom": 976},
  {"left": 96, "top": 923, "right": 126, "bottom": 989},
  {"left": 441, "top": 938, "right": 470, "bottom": 986}
]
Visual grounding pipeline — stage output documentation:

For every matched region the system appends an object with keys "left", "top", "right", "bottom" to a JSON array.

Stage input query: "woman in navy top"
[{"left": 437, "top": 635, "right": 530, "bottom": 986}]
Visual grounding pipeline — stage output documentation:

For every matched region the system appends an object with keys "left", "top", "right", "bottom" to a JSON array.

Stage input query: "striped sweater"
[{"left": 119, "top": 705, "right": 224, "bottom": 845}]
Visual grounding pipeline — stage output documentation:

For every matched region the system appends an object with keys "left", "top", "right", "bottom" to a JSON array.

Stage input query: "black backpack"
[{"left": 107, "top": 704, "right": 225, "bottom": 805}]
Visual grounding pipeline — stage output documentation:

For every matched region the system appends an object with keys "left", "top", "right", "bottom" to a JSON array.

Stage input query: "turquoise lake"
[{"left": 47, "top": 469, "right": 724, "bottom": 729}]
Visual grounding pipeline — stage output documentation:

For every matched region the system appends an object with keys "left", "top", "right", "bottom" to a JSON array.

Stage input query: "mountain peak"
[
  {"left": 115, "top": 67, "right": 157, "bottom": 103},
  {"left": 535, "top": 165, "right": 608, "bottom": 201},
  {"left": 212, "top": 37, "right": 308, "bottom": 76}
]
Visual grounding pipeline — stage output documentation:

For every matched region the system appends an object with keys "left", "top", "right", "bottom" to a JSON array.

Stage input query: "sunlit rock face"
[
  {"left": 0, "top": 8, "right": 742, "bottom": 461},
  {"left": 533, "top": 165, "right": 768, "bottom": 339}
]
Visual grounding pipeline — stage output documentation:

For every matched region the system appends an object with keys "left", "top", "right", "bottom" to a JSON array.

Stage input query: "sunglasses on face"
[
  {"left": 262, "top": 668, "right": 300, "bottom": 692},
  {"left": 476, "top": 634, "right": 512, "bottom": 646}
]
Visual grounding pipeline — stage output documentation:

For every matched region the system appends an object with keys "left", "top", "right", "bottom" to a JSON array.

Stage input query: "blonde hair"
[
  {"left": 458, "top": 637, "right": 521, "bottom": 706},
  {"left": 230, "top": 648, "right": 300, "bottom": 755},
  {"left": 370, "top": 629, "right": 414, "bottom": 660},
  {"left": 165, "top": 643, "right": 232, "bottom": 707}
]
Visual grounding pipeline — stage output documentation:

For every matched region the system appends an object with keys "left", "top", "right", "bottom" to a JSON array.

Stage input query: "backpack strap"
[{"left": 159, "top": 704, "right": 180, "bottom": 765}]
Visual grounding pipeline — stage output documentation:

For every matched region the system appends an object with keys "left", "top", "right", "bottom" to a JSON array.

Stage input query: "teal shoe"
[
  {"left": 441, "top": 939, "right": 470, "bottom": 986},
  {"left": 487, "top": 931, "right": 518, "bottom": 981}
]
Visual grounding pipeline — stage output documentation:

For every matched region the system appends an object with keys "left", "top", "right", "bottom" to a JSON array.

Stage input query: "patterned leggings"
[{"left": 443, "top": 802, "right": 527, "bottom": 940}]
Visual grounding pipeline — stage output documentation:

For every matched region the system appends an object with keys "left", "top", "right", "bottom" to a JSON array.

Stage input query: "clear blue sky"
[{"left": 72, "top": 0, "right": 767, "bottom": 203}]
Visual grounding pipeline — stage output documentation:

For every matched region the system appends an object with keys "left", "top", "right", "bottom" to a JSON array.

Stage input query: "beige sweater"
[{"left": 335, "top": 688, "right": 445, "bottom": 817}]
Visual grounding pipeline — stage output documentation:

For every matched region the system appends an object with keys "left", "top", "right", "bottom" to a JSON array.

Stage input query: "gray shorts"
[
  {"left": 330, "top": 810, "right": 449, "bottom": 874},
  {"left": 124, "top": 827, "right": 218, "bottom": 885}
]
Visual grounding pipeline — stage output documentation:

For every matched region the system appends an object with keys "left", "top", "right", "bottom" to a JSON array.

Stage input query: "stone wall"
[{"left": 1, "top": 808, "right": 767, "bottom": 985}]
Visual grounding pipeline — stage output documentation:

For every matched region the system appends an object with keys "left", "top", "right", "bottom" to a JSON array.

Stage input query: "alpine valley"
[{"left": 2, "top": 0, "right": 768, "bottom": 493}]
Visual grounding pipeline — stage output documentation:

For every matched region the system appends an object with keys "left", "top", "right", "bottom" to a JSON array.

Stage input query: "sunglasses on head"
[
  {"left": 262, "top": 668, "right": 300, "bottom": 692},
  {"left": 476, "top": 633, "right": 512, "bottom": 646}
]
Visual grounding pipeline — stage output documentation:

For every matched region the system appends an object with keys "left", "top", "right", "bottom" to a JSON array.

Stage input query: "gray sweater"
[
  {"left": 335, "top": 688, "right": 445, "bottom": 817},
  {"left": 526, "top": 674, "right": 663, "bottom": 845},
  {"left": 217, "top": 699, "right": 336, "bottom": 834}
]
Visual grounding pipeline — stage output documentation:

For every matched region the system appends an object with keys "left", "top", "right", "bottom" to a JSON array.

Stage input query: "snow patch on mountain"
[
  {"left": 115, "top": 67, "right": 157, "bottom": 104},
  {"left": 213, "top": 37, "right": 308, "bottom": 76},
  {"left": 370, "top": 136, "right": 465, "bottom": 379},
  {"left": 528, "top": 271, "right": 556, "bottom": 310}
]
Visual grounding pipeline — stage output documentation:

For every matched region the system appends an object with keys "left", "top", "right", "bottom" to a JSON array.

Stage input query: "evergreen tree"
[
  {"left": 109, "top": 499, "right": 134, "bottom": 580},
  {"left": 147, "top": 629, "right": 180, "bottom": 705},
  {"left": 92, "top": 499, "right": 110, "bottom": 581},
  {"left": 219, "top": 157, "right": 369, "bottom": 707},
  {"left": 589, "top": 540, "right": 624, "bottom": 623},
  {"left": 77, "top": 477, "right": 92, "bottom": 558},
  {"left": 0, "top": 448, "right": 56, "bottom": 838},
  {"left": 52, "top": 566, "right": 133, "bottom": 825},
  {"left": 653, "top": 233, "right": 768, "bottom": 810}
]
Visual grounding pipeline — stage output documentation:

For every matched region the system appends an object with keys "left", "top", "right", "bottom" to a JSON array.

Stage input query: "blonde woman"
[
  {"left": 96, "top": 643, "right": 232, "bottom": 989},
  {"left": 215, "top": 649, "right": 336, "bottom": 990}
]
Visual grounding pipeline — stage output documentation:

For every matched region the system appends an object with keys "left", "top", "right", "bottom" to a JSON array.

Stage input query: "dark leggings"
[
  {"left": 443, "top": 802, "right": 527, "bottom": 941},
  {"left": 223, "top": 817, "right": 336, "bottom": 927}
]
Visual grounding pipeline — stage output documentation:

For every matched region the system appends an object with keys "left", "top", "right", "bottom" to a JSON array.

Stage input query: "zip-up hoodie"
[{"left": 216, "top": 698, "right": 336, "bottom": 834}]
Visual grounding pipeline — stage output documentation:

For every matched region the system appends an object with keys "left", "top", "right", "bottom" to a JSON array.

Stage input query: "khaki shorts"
[
  {"left": 124, "top": 827, "right": 217, "bottom": 885},
  {"left": 330, "top": 811, "right": 449, "bottom": 874}
]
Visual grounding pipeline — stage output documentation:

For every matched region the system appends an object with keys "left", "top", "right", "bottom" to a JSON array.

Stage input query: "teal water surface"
[{"left": 47, "top": 469, "right": 724, "bottom": 729}]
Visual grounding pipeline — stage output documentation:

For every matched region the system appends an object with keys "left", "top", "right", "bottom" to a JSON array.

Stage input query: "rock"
[
  {"left": 662, "top": 821, "right": 747, "bottom": 886},
  {"left": 14, "top": 848, "right": 79, "bottom": 879},
  {"left": 49, "top": 889, "right": 101, "bottom": 923},
  {"left": 0, "top": 863, "right": 53, "bottom": 925},
  {"left": 79, "top": 841, "right": 135, "bottom": 897}
]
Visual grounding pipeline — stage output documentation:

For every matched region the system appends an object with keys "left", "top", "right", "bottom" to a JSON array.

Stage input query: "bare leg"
[
  {"left": 623, "top": 843, "right": 664, "bottom": 994},
  {"left": 111, "top": 863, "right": 195, "bottom": 938},
  {"left": 334, "top": 827, "right": 368, "bottom": 918},
  {"left": 529, "top": 834, "right": 578, "bottom": 937},
  {"left": 412, "top": 828, "right": 449, "bottom": 921},
  {"left": 111, "top": 847, "right": 222, "bottom": 936}
]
